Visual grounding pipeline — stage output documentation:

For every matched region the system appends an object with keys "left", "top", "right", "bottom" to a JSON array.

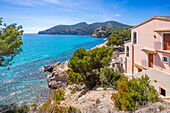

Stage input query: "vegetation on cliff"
[
  {"left": 67, "top": 47, "right": 113, "bottom": 88},
  {"left": 39, "top": 88, "right": 80, "bottom": 113},
  {"left": 5, "top": 104, "right": 30, "bottom": 113},
  {"left": 0, "top": 17, "right": 23, "bottom": 67},
  {"left": 107, "top": 30, "right": 131, "bottom": 47},
  {"left": 91, "top": 26, "right": 131, "bottom": 38},
  {"left": 111, "top": 75, "right": 159, "bottom": 111},
  {"left": 100, "top": 66, "right": 125, "bottom": 89},
  {"left": 38, "top": 21, "right": 129, "bottom": 35}
]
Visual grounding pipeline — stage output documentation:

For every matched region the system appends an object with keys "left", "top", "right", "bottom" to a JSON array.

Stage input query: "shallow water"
[{"left": 0, "top": 34, "right": 105, "bottom": 106}]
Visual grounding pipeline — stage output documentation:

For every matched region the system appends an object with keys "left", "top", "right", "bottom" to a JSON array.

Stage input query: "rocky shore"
[
  {"left": 43, "top": 40, "right": 108, "bottom": 89},
  {"left": 43, "top": 61, "right": 69, "bottom": 89}
]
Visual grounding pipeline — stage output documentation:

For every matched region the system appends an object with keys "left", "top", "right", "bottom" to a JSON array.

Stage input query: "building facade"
[
  {"left": 119, "top": 16, "right": 170, "bottom": 97},
  {"left": 120, "top": 16, "right": 170, "bottom": 75}
]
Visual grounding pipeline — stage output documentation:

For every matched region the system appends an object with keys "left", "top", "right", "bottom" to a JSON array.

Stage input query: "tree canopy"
[
  {"left": 67, "top": 47, "right": 113, "bottom": 88},
  {"left": 107, "top": 30, "right": 131, "bottom": 47},
  {"left": 0, "top": 18, "right": 23, "bottom": 67}
]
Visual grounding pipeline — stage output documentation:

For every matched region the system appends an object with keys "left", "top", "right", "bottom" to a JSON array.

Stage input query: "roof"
[
  {"left": 131, "top": 16, "right": 170, "bottom": 30},
  {"left": 154, "top": 29, "right": 170, "bottom": 32}
]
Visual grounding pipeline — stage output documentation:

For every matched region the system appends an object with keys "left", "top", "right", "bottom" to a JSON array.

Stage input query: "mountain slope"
[{"left": 38, "top": 21, "right": 130, "bottom": 35}]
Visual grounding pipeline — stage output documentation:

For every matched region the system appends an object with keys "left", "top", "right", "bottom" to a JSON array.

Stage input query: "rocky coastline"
[
  {"left": 43, "top": 41, "right": 108, "bottom": 89},
  {"left": 43, "top": 61, "right": 69, "bottom": 89}
]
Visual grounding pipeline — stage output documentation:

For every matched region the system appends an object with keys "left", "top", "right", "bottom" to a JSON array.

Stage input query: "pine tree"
[{"left": 0, "top": 17, "right": 23, "bottom": 67}]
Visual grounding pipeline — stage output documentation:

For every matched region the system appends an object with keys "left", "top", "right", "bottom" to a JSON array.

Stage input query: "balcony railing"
[{"left": 163, "top": 42, "right": 170, "bottom": 50}]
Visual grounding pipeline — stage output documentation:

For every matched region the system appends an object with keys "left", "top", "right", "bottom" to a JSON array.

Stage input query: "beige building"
[{"left": 119, "top": 16, "right": 170, "bottom": 97}]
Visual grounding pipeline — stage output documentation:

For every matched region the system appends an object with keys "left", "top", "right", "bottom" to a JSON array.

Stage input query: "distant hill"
[
  {"left": 91, "top": 26, "right": 131, "bottom": 38},
  {"left": 38, "top": 21, "right": 130, "bottom": 35}
]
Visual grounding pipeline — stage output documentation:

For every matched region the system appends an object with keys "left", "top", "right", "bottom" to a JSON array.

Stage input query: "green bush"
[
  {"left": 111, "top": 75, "right": 159, "bottom": 111},
  {"left": 6, "top": 105, "right": 30, "bottom": 113},
  {"left": 100, "top": 66, "right": 125, "bottom": 89},
  {"left": 107, "top": 30, "right": 131, "bottom": 47},
  {"left": 31, "top": 103, "right": 38, "bottom": 111},
  {"left": 67, "top": 106, "right": 80, "bottom": 112},
  {"left": 159, "top": 105, "right": 165, "bottom": 111},
  {"left": 67, "top": 47, "right": 113, "bottom": 88},
  {"left": 39, "top": 88, "right": 80, "bottom": 113},
  {"left": 67, "top": 69, "right": 84, "bottom": 84}
]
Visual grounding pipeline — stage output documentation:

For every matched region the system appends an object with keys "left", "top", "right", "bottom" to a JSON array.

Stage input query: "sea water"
[{"left": 0, "top": 34, "right": 105, "bottom": 106}]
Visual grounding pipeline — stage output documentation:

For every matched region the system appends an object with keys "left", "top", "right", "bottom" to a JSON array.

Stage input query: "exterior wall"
[
  {"left": 131, "top": 19, "right": 170, "bottom": 74},
  {"left": 124, "top": 42, "right": 132, "bottom": 75},
  {"left": 131, "top": 69, "right": 170, "bottom": 98}
]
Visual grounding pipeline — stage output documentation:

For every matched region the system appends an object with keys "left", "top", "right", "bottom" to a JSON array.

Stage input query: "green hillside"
[{"left": 38, "top": 21, "right": 130, "bottom": 35}]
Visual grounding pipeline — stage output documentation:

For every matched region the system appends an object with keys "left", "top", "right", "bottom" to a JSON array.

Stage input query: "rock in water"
[
  {"left": 43, "top": 61, "right": 69, "bottom": 89},
  {"left": 43, "top": 62, "right": 61, "bottom": 72}
]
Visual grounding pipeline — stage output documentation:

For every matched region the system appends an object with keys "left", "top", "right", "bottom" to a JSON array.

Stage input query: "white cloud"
[
  {"left": 115, "top": 14, "right": 120, "bottom": 17},
  {"left": 43, "top": 0, "right": 60, "bottom": 4},
  {"left": 4, "top": 0, "right": 60, "bottom": 7}
]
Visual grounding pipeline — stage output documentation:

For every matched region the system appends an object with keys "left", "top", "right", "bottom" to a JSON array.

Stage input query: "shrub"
[
  {"left": 67, "top": 106, "right": 80, "bottom": 112},
  {"left": 111, "top": 75, "right": 159, "bottom": 111},
  {"left": 100, "top": 66, "right": 125, "bottom": 89},
  {"left": 159, "top": 105, "right": 165, "bottom": 111},
  {"left": 17, "top": 105, "right": 30, "bottom": 113},
  {"left": 39, "top": 88, "right": 80, "bottom": 113},
  {"left": 6, "top": 105, "right": 30, "bottom": 113},
  {"left": 31, "top": 103, "right": 38, "bottom": 111},
  {"left": 67, "top": 47, "right": 113, "bottom": 88},
  {"left": 67, "top": 69, "right": 84, "bottom": 85}
]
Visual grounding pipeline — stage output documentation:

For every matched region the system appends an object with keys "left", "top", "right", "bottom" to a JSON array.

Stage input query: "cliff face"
[
  {"left": 91, "top": 27, "right": 110, "bottom": 38},
  {"left": 38, "top": 21, "right": 130, "bottom": 35},
  {"left": 91, "top": 26, "right": 131, "bottom": 38}
]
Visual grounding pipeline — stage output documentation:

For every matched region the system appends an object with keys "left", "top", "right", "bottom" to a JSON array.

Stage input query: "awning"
[
  {"left": 154, "top": 29, "right": 170, "bottom": 32},
  {"left": 141, "top": 48, "right": 157, "bottom": 55}
]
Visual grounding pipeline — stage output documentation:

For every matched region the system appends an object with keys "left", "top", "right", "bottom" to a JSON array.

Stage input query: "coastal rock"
[
  {"left": 48, "top": 80, "right": 67, "bottom": 89},
  {"left": 43, "top": 62, "right": 61, "bottom": 72},
  {"left": 44, "top": 61, "right": 69, "bottom": 89}
]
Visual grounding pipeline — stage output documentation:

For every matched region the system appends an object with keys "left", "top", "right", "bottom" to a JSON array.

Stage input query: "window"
[
  {"left": 161, "top": 55, "right": 169, "bottom": 64},
  {"left": 126, "top": 46, "right": 129, "bottom": 57},
  {"left": 133, "top": 32, "right": 137, "bottom": 45},
  {"left": 159, "top": 87, "right": 166, "bottom": 96},
  {"left": 163, "top": 56, "right": 168, "bottom": 63},
  {"left": 120, "top": 63, "right": 123, "bottom": 68}
]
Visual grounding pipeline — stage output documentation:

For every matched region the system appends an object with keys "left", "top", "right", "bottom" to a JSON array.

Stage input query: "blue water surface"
[{"left": 0, "top": 34, "right": 105, "bottom": 105}]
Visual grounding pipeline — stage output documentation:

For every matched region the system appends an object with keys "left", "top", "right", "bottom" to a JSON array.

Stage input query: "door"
[
  {"left": 148, "top": 53, "right": 153, "bottom": 68},
  {"left": 163, "top": 34, "right": 170, "bottom": 50}
]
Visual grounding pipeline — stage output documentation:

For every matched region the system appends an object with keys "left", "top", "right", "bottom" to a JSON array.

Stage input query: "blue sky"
[{"left": 0, "top": 0, "right": 170, "bottom": 33}]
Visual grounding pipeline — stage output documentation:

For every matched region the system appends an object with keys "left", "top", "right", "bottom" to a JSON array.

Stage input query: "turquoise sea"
[{"left": 0, "top": 34, "right": 105, "bottom": 106}]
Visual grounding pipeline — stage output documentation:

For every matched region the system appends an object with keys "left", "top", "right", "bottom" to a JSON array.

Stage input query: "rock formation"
[{"left": 43, "top": 61, "right": 69, "bottom": 89}]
